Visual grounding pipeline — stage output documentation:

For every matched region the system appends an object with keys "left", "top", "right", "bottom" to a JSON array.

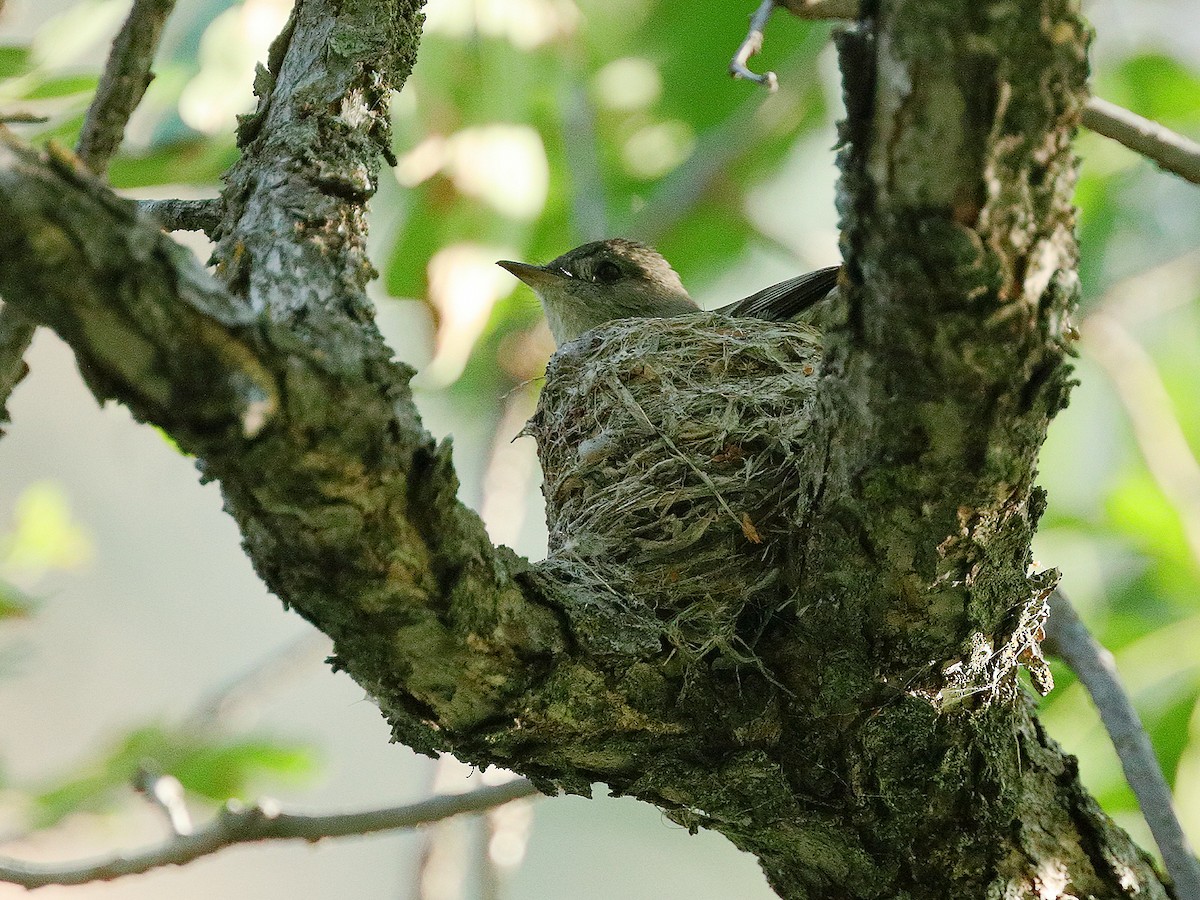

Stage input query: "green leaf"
[
  {"left": 0, "top": 45, "right": 32, "bottom": 79},
  {"left": 1105, "top": 469, "right": 1194, "bottom": 576},
  {"left": 106, "top": 138, "right": 239, "bottom": 188},
  {"left": 23, "top": 73, "right": 98, "bottom": 99},
  {"left": 1, "top": 481, "right": 92, "bottom": 578},
  {"left": 0, "top": 580, "right": 39, "bottom": 620},
  {"left": 29, "top": 724, "right": 318, "bottom": 829},
  {"left": 1102, "top": 53, "right": 1200, "bottom": 129},
  {"left": 1145, "top": 685, "right": 1200, "bottom": 786}
]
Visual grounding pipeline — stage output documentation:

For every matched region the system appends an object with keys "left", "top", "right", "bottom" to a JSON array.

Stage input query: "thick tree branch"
[
  {"left": 0, "top": 133, "right": 570, "bottom": 771},
  {"left": 0, "top": 779, "right": 538, "bottom": 889},
  {"left": 0, "top": 0, "right": 176, "bottom": 433}
]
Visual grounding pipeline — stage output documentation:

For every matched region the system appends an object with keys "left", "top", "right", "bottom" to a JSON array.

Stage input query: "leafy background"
[{"left": 0, "top": 0, "right": 1198, "bottom": 897}]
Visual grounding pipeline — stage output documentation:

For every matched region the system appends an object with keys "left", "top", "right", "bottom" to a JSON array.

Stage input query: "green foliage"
[
  {"left": 29, "top": 724, "right": 317, "bottom": 829},
  {"left": 0, "top": 580, "right": 38, "bottom": 620},
  {"left": 0, "top": 45, "right": 32, "bottom": 79}
]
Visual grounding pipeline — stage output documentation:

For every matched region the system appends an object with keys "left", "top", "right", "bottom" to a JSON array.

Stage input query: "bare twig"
[
  {"left": 1044, "top": 590, "right": 1200, "bottom": 899},
  {"left": 730, "top": 0, "right": 780, "bottom": 91},
  {"left": 0, "top": 113, "right": 49, "bottom": 125},
  {"left": 0, "top": 779, "right": 541, "bottom": 889},
  {"left": 730, "top": 0, "right": 856, "bottom": 91},
  {"left": 0, "top": 306, "right": 35, "bottom": 433},
  {"left": 76, "top": 0, "right": 177, "bottom": 174},
  {"left": 137, "top": 198, "right": 223, "bottom": 235},
  {"left": 1083, "top": 96, "right": 1200, "bottom": 187}
]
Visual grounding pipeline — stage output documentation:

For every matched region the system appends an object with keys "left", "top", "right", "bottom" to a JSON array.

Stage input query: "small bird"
[{"left": 497, "top": 238, "right": 841, "bottom": 346}]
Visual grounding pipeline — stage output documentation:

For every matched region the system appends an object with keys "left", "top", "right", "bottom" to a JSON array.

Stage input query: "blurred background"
[{"left": 0, "top": 0, "right": 1198, "bottom": 896}]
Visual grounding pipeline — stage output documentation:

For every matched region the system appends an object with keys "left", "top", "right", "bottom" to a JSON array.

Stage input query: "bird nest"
[{"left": 525, "top": 314, "right": 822, "bottom": 661}]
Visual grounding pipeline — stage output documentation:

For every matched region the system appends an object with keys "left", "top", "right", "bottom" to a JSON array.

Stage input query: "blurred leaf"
[
  {"left": 0, "top": 45, "right": 32, "bottom": 79},
  {"left": 173, "top": 740, "right": 316, "bottom": 800},
  {"left": 1101, "top": 53, "right": 1200, "bottom": 131},
  {"left": 1105, "top": 469, "right": 1194, "bottom": 578},
  {"left": 30, "top": 724, "right": 317, "bottom": 829},
  {"left": 1, "top": 482, "right": 92, "bottom": 579},
  {"left": 107, "top": 138, "right": 239, "bottom": 188},
  {"left": 0, "top": 580, "right": 39, "bottom": 620},
  {"left": 1145, "top": 684, "right": 1200, "bottom": 786},
  {"left": 23, "top": 73, "right": 98, "bottom": 100}
]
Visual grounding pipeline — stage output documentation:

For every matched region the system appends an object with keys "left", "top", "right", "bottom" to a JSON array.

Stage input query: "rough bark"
[{"left": 0, "top": 0, "right": 1174, "bottom": 897}]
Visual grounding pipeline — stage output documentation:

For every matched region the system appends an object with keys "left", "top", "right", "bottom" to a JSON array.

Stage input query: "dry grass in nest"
[{"left": 525, "top": 314, "right": 821, "bottom": 661}]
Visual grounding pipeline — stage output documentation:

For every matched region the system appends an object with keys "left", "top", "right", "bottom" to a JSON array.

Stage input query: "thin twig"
[
  {"left": 76, "top": 0, "right": 177, "bottom": 174},
  {"left": 1083, "top": 96, "right": 1200, "bottom": 187},
  {"left": 137, "top": 198, "right": 224, "bottom": 235},
  {"left": 0, "top": 113, "right": 49, "bottom": 125},
  {"left": 730, "top": 0, "right": 780, "bottom": 91},
  {"left": 1044, "top": 590, "right": 1200, "bottom": 900},
  {"left": 0, "top": 306, "right": 36, "bottom": 433},
  {"left": 0, "top": 779, "right": 541, "bottom": 889}
]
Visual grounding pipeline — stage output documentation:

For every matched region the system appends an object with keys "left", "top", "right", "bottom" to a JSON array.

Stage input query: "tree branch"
[
  {"left": 0, "top": 130, "right": 570, "bottom": 772},
  {"left": 0, "top": 306, "right": 35, "bottom": 433},
  {"left": 1045, "top": 589, "right": 1200, "bottom": 900},
  {"left": 0, "top": 779, "right": 538, "bottom": 889},
  {"left": 76, "top": 0, "right": 177, "bottom": 175},
  {"left": 137, "top": 198, "right": 223, "bottom": 235},
  {"left": 1082, "top": 95, "right": 1200, "bottom": 186},
  {"left": 0, "top": 0, "right": 177, "bottom": 435}
]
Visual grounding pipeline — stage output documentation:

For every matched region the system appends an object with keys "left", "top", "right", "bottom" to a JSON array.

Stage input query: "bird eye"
[{"left": 594, "top": 260, "right": 622, "bottom": 283}]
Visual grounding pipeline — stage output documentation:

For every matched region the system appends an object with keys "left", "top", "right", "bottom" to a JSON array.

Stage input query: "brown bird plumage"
[{"left": 498, "top": 238, "right": 840, "bottom": 345}]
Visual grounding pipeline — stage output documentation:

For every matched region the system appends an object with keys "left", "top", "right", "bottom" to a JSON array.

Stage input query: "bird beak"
[{"left": 496, "top": 260, "right": 567, "bottom": 292}]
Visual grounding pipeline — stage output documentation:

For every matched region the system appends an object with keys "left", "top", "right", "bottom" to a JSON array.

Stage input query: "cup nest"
[{"left": 525, "top": 314, "right": 821, "bottom": 660}]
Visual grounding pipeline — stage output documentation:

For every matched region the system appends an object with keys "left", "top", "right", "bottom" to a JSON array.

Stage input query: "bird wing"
[{"left": 715, "top": 264, "right": 841, "bottom": 321}]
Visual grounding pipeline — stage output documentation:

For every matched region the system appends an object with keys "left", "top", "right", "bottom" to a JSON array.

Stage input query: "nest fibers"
[{"left": 525, "top": 314, "right": 822, "bottom": 661}]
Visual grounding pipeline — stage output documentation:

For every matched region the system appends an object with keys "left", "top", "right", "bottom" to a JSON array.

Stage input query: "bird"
[{"left": 497, "top": 238, "right": 841, "bottom": 346}]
